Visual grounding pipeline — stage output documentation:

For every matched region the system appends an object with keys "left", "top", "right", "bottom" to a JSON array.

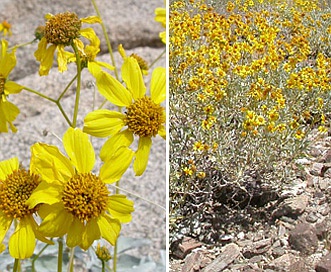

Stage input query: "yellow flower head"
[
  {"left": 26, "top": 128, "right": 135, "bottom": 250},
  {"left": 0, "top": 39, "right": 24, "bottom": 133},
  {"left": 0, "top": 157, "right": 53, "bottom": 259},
  {"left": 118, "top": 44, "right": 149, "bottom": 75},
  {"left": 34, "top": 12, "right": 101, "bottom": 76},
  {"left": 83, "top": 58, "right": 166, "bottom": 176},
  {"left": 0, "top": 20, "right": 12, "bottom": 36},
  {"left": 154, "top": 4, "right": 166, "bottom": 44},
  {"left": 96, "top": 243, "right": 112, "bottom": 262}
]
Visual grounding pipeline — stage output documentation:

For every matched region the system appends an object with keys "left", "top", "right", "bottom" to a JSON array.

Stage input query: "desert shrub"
[{"left": 170, "top": 0, "right": 331, "bottom": 243}]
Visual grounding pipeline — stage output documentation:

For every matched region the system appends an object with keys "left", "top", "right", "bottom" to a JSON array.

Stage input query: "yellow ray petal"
[
  {"left": 97, "top": 214, "right": 121, "bottom": 246},
  {"left": 100, "top": 147, "right": 134, "bottom": 184},
  {"left": 81, "top": 16, "right": 102, "bottom": 24},
  {"left": 4, "top": 81, "right": 24, "bottom": 95},
  {"left": 30, "top": 143, "right": 74, "bottom": 183},
  {"left": 150, "top": 67, "right": 166, "bottom": 104},
  {"left": 96, "top": 71, "right": 132, "bottom": 107},
  {"left": 108, "top": 195, "right": 134, "bottom": 223},
  {"left": 0, "top": 157, "right": 19, "bottom": 180},
  {"left": 133, "top": 137, "right": 152, "bottom": 176},
  {"left": 57, "top": 45, "right": 68, "bottom": 73},
  {"left": 0, "top": 211, "right": 13, "bottom": 244},
  {"left": 63, "top": 128, "right": 95, "bottom": 173},
  {"left": 99, "top": 129, "right": 134, "bottom": 161},
  {"left": 26, "top": 182, "right": 62, "bottom": 208},
  {"left": 39, "top": 203, "right": 73, "bottom": 237},
  {"left": 39, "top": 44, "right": 57, "bottom": 76},
  {"left": 80, "top": 28, "right": 100, "bottom": 47},
  {"left": 66, "top": 218, "right": 84, "bottom": 248},
  {"left": 9, "top": 217, "right": 35, "bottom": 259},
  {"left": 81, "top": 218, "right": 101, "bottom": 250},
  {"left": 158, "top": 125, "right": 166, "bottom": 139},
  {"left": 83, "top": 109, "right": 125, "bottom": 137},
  {"left": 0, "top": 40, "right": 16, "bottom": 77},
  {"left": 122, "top": 57, "right": 146, "bottom": 100}
]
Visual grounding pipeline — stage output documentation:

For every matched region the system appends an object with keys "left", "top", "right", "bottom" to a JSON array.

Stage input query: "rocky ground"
[{"left": 170, "top": 130, "right": 331, "bottom": 271}]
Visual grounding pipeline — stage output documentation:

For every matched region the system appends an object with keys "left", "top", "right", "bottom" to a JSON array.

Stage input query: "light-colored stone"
[{"left": 202, "top": 243, "right": 240, "bottom": 272}]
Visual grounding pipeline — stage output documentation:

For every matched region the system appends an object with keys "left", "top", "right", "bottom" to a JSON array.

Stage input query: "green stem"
[
  {"left": 23, "top": 86, "right": 57, "bottom": 103},
  {"left": 71, "top": 42, "right": 82, "bottom": 128},
  {"left": 8, "top": 39, "right": 37, "bottom": 51},
  {"left": 113, "top": 240, "right": 118, "bottom": 272},
  {"left": 149, "top": 48, "right": 166, "bottom": 68},
  {"left": 31, "top": 243, "right": 51, "bottom": 272},
  {"left": 23, "top": 86, "right": 72, "bottom": 127},
  {"left": 90, "top": 0, "right": 119, "bottom": 80},
  {"left": 56, "top": 101, "right": 72, "bottom": 127},
  {"left": 101, "top": 260, "right": 105, "bottom": 272},
  {"left": 58, "top": 238, "right": 63, "bottom": 272},
  {"left": 112, "top": 180, "right": 120, "bottom": 272},
  {"left": 68, "top": 247, "right": 75, "bottom": 272},
  {"left": 57, "top": 74, "right": 78, "bottom": 101},
  {"left": 12, "top": 259, "right": 19, "bottom": 272}
]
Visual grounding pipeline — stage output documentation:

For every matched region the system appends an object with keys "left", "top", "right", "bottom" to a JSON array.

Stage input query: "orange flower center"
[
  {"left": 124, "top": 96, "right": 164, "bottom": 137},
  {"left": 62, "top": 173, "right": 109, "bottom": 223},
  {"left": 44, "top": 12, "right": 81, "bottom": 45},
  {"left": 0, "top": 169, "right": 41, "bottom": 220}
]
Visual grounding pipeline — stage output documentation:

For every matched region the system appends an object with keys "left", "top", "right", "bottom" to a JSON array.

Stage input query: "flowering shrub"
[
  {"left": 170, "top": 0, "right": 331, "bottom": 242},
  {"left": 0, "top": 0, "right": 166, "bottom": 271}
]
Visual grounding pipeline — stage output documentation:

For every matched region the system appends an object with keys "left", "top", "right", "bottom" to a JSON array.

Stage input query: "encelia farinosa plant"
[
  {"left": 0, "top": 1, "right": 166, "bottom": 271},
  {"left": 170, "top": 0, "right": 331, "bottom": 243}
]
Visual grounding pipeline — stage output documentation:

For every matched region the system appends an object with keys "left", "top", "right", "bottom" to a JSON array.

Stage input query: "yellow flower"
[
  {"left": 96, "top": 243, "right": 112, "bottom": 262},
  {"left": 155, "top": 2, "right": 166, "bottom": 44},
  {"left": 65, "top": 28, "right": 114, "bottom": 77},
  {"left": 34, "top": 12, "right": 101, "bottom": 76},
  {"left": 0, "top": 20, "right": 12, "bottom": 36},
  {"left": 0, "top": 157, "right": 53, "bottom": 259},
  {"left": 0, "top": 39, "right": 24, "bottom": 133},
  {"left": 183, "top": 167, "right": 193, "bottom": 176},
  {"left": 83, "top": 58, "right": 166, "bottom": 176},
  {"left": 118, "top": 44, "right": 149, "bottom": 75},
  {"left": 26, "top": 128, "right": 135, "bottom": 250},
  {"left": 197, "top": 171, "right": 206, "bottom": 179}
]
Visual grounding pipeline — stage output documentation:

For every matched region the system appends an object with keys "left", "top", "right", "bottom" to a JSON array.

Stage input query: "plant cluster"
[
  {"left": 170, "top": 0, "right": 331, "bottom": 243},
  {"left": 0, "top": 1, "right": 166, "bottom": 271}
]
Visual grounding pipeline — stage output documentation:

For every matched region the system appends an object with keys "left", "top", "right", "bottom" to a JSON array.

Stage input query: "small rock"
[
  {"left": 182, "top": 251, "right": 202, "bottom": 272},
  {"left": 171, "top": 236, "right": 203, "bottom": 259},
  {"left": 315, "top": 217, "right": 331, "bottom": 239},
  {"left": 202, "top": 243, "right": 240, "bottom": 272},
  {"left": 322, "top": 149, "right": 331, "bottom": 163},
  {"left": 310, "top": 162, "right": 325, "bottom": 176},
  {"left": 324, "top": 169, "right": 331, "bottom": 179},
  {"left": 319, "top": 203, "right": 330, "bottom": 216},
  {"left": 278, "top": 224, "right": 287, "bottom": 237},
  {"left": 315, "top": 253, "right": 331, "bottom": 272},
  {"left": 272, "top": 246, "right": 286, "bottom": 258},
  {"left": 289, "top": 223, "right": 318, "bottom": 255},
  {"left": 249, "top": 255, "right": 265, "bottom": 264},
  {"left": 272, "top": 195, "right": 309, "bottom": 219},
  {"left": 266, "top": 253, "right": 299, "bottom": 270},
  {"left": 306, "top": 212, "right": 318, "bottom": 223},
  {"left": 243, "top": 238, "right": 272, "bottom": 258},
  {"left": 319, "top": 178, "right": 330, "bottom": 190},
  {"left": 288, "top": 258, "right": 309, "bottom": 272},
  {"left": 310, "top": 147, "right": 322, "bottom": 158}
]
